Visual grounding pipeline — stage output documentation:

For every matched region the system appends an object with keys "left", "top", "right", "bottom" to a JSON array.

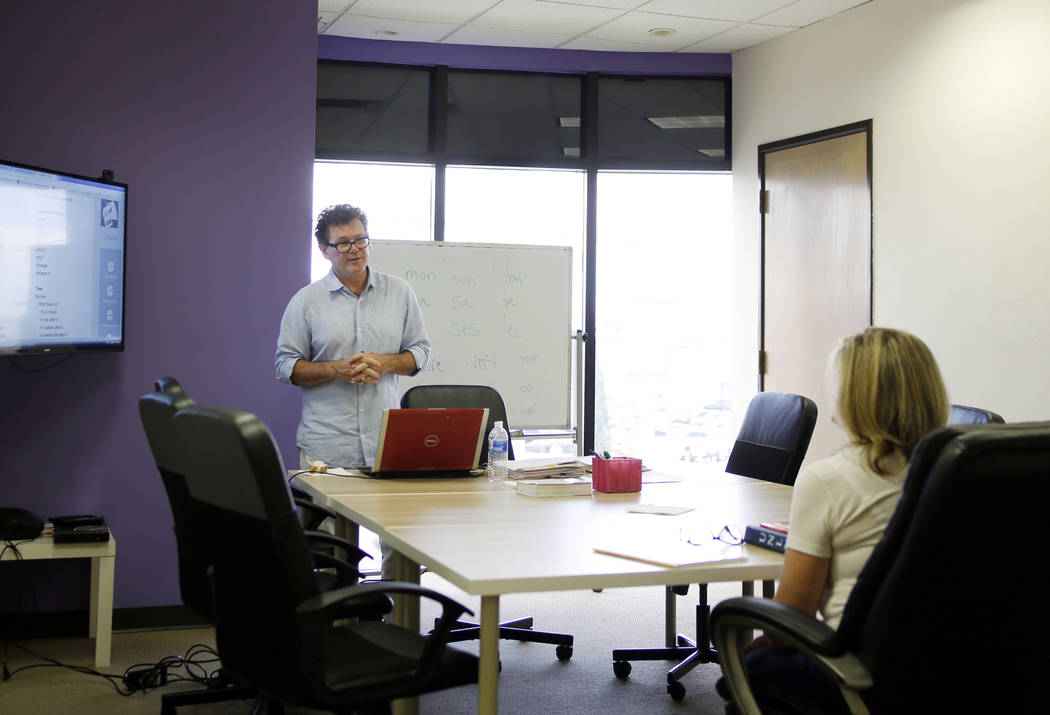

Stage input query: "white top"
[{"left": 786, "top": 444, "right": 907, "bottom": 629}]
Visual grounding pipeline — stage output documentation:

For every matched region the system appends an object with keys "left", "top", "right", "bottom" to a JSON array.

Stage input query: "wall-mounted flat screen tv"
[{"left": 0, "top": 159, "right": 127, "bottom": 355}]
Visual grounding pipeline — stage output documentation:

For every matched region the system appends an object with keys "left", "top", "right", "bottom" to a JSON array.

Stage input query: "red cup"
[{"left": 592, "top": 456, "right": 642, "bottom": 493}]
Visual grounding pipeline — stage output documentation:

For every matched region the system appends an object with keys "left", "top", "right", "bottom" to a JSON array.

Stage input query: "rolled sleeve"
[
  {"left": 275, "top": 292, "right": 310, "bottom": 384},
  {"left": 401, "top": 290, "right": 430, "bottom": 375}
]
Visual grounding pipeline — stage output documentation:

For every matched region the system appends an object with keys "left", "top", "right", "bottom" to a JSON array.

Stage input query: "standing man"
[{"left": 276, "top": 204, "right": 429, "bottom": 577}]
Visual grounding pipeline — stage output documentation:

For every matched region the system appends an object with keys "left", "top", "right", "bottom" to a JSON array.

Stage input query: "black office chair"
[
  {"left": 139, "top": 380, "right": 388, "bottom": 714},
  {"left": 949, "top": 403, "right": 1005, "bottom": 425},
  {"left": 401, "top": 384, "right": 574, "bottom": 661},
  {"left": 170, "top": 403, "right": 479, "bottom": 712},
  {"left": 612, "top": 391, "right": 817, "bottom": 701},
  {"left": 711, "top": 421, "right": 1050, "bottom": 715}
]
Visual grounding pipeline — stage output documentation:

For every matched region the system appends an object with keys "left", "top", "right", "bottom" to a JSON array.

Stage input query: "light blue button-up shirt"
[{"left": 275, "top": 268, "right": 430, "bottom": 468}]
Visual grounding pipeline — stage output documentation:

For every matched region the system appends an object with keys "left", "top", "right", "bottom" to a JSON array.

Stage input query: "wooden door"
[{"left": 760, "top": 122, "right": 872, "bottom": 467}]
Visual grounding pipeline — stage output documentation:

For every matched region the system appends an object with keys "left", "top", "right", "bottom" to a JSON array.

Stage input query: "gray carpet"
[{"left": 1, "top": 573, "right": 746, "bottom": 713}]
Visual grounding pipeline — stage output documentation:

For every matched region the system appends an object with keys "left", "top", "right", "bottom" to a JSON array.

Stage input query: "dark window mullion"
[{"left": 431, "top": 67, "right": 448, "bottom": 242}]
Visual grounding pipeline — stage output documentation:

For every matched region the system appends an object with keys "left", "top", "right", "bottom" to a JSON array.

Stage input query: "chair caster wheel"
[
  {"left": 613, "top": 660, "right": 631, "bottom": 679},
  {"left": 667, "top": 680, "right": 686, "bottom": 701},
  {"left": 556, "top": 645, "right": 573, "bottom": 661}
]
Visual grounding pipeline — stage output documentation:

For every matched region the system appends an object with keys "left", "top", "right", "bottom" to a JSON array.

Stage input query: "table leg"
[
  {"left": 89, "top": 555, "right": 115, "bottom": 667},
  {"left": 478, "top": 595, "right": 500, "bottom": 715},
  {"left": 333, "top": 515, "right": 359, "bottom": 565}
]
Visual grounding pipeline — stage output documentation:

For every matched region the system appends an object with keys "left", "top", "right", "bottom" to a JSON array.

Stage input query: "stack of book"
[
  {"left": 515, "top": 477, "right": 592, "bottom": 498},
  {"left": 507, "top": 459, "right": 591, "bottom": 480}
]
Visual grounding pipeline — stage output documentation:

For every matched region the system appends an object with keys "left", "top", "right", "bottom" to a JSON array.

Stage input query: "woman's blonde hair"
[{"left": 834, "top": 327, "right": 949, "bottom": 474}]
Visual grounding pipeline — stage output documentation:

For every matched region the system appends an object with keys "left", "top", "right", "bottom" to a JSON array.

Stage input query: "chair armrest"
[
  {"left": 310, "top": 550, "right": 361, "bottom": 586},
  {"left": 711, "top": 597, "right": 873, "bottom": 715},
  {"left": 294, "top": 497, "right": 334, "bottom": 530},
  {"left": 714, "top": 597, "right": 844, "bottom": 656},
  {"left": 304, "top": 530, "right": 370, "bottom": 565},
  {"left": 297, "top": 580, "right": 474, "bottom": 684}
]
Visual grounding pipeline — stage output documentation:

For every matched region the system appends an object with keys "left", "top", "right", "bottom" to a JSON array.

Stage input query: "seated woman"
[{"left": 724, "top": 326, "right": 948, "bottom": 710}]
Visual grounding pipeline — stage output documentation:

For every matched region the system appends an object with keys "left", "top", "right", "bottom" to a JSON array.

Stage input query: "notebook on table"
[{"left": 363, "top": 407, "right": 489, "bottom": 478}]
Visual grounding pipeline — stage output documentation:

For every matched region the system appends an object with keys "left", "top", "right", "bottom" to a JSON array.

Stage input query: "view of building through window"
[
  {"left": 311, "top": 162, "right": 734, "bottom": 467},
  {"left": 595, "top": 172, "right": 735, "bottom": 473}
]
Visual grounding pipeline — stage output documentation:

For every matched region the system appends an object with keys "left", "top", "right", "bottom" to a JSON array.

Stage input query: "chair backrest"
[
  {"left": 724, "top": 392, "right": 818, "bottom": 486},
  {"left": 839, "top": 421, "right": 1050, "bottom": 713},
  {"left": 138, "top": 378, "right": 216, "bottom": 619},
  {"left": 400, "top": 384, "right": 515, "bottom": 461},
  {"left": 948, "top": 403, "right": 1005, "bottom": 425},
  {"left": 171, "top": 405, "right": 322, "bottom": 704}
]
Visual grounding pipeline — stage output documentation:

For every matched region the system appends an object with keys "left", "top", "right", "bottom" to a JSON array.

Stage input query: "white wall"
[{"left": 731, "top": 0, "right": 1050, "bottom": 425}]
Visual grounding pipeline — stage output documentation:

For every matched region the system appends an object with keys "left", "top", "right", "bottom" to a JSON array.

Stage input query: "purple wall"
[
  {"left": 0, "top": 0, "right": 315, "bottom": 610},
  {"left": 0, "top": 7, "right": 727, "bottom": 615},
  {"left": 319, "top": 35, "right": 731, "bottom": 75}
]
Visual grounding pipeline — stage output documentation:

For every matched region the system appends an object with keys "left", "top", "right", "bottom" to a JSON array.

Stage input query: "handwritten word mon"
[{"left": 405, "top": 269, "right": 437, "bottom": 281}]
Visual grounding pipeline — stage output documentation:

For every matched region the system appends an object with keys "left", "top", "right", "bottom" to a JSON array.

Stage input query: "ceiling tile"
[
  {"left": 758, "top": 0, "right": 870, "bottom": 27},
  {"left": 640, "top": 0, "right": 796, "bottom": 23},
  {"left": 318, "top": 11, "right": 340, "bottom": 32},
  {"left": 473, "top": 0, "right": 623, "bottom": 35},
  {"left": 683, "top": 22, "right": 795, "bottom": 52},
  {"left": 540, "top": 0, "right": 648, "bottom": 10},
  {"left": 584, "top": 11, "right": 735, "bottom": 47},
  {"left": 444, "top": 25, "right": 576, "bottom": 48},
  {"left": 559, "top": 35, "right": 671, "bottom": 52},
  {"left": 318, "top": 0, "right": 350, "bottom": 12},
  {"left": 326, "top": 13, "right": 461, "bottom": 42},
  {"left": 345, "top": 0, "right": 501, "bottom": 24}
]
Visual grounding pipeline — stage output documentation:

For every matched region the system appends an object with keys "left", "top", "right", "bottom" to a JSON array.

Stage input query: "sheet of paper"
[{"left": 626, "top": 504, "right": 694, "bottom": 516}]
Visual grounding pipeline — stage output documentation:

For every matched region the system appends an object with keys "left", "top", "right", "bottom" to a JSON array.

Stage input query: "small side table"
[{"left": 1, "top": 533, "right": 116, "bottom": 667}]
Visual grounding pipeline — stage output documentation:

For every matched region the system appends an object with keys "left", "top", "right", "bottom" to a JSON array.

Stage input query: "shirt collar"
[{"left": 323, "top": 266, "right": 376, "bottom": 295}]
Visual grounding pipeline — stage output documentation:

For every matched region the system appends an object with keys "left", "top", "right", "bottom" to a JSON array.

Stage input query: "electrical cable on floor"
[{"left": 0, "top": 639, "right": 223, "bottom": 696}]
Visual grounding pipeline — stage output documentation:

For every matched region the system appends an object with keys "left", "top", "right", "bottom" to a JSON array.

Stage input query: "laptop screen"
[{"left": 371, "top": 408, "right": 489, "bottom": 473}]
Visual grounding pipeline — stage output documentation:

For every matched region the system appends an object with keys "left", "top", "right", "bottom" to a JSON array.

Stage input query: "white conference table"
[{"left": 293, "top": 467, "right": 790, "bottom": 715}]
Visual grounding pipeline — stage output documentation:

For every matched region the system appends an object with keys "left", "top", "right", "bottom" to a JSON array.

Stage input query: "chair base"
[
  {"left": 611, "top": 584, "right": 716, "bottom": 701},
  {"left": 436, "top": 616, "right": 574, "bottom": 660},
  {"left": 160, "top": 684, "right": 259, "bottom": 715}
]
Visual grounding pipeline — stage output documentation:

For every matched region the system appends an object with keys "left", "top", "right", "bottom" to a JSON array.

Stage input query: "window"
[
  {"left": 445, "top": 165, "right": 586, "bottom": 458},
  {"left": 446, "top": 71, "right": 581, "bottom": 161},
  {"left": 313, "top": 61, "right": 736, "bottom": 457},
  {"left": 598, "top": 77, "right": 729, "bottom": 166},
  {"left": 594, "top": 172, "right": 734, "bottom": 472},
  {"left": 316, "top": 62, "right": 431, "bottom": 157},
  {"left": 311, "top": 161, "right": 434, "bottom": 282}
]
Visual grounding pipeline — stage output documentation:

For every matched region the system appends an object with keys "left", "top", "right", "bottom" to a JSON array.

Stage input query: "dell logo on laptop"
[{"left": 424, "top": 434, "right": 440, "bottom": 448}]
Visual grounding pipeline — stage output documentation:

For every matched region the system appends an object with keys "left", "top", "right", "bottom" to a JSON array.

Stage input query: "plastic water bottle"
[{"left": 487, "top": 420, "right": 509, "bottom": 482}]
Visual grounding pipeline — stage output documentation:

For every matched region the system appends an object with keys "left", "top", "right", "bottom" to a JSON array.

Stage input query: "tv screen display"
[{"left": 0, "top": 159, "right": 127, "bottom": 355}]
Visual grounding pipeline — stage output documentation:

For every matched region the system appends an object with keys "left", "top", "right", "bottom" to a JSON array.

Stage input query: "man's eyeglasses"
[{"left": 326, "top": 236, "right": 370, "bottom": 253}]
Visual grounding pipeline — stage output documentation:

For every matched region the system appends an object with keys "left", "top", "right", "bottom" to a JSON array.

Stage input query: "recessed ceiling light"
[
  {"left": 375, "top": 29, "right": 399, "bottom": 37},
  {"left": 647, "top": 115, "right": 725, "bottom": 129},
  {"left": 648, "top": 28, "right": 676, "bottom": 37},
  {"left": 558, "top": 117, "right": 581, "bottom": 128}
]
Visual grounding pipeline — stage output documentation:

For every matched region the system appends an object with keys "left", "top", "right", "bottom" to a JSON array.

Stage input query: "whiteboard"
[{"left": 370, "top": 240, "right": 572, "bottom": 429}]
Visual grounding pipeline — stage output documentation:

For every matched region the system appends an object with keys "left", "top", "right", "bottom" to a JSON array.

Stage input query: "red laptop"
[{"left": 366, "top": 408, "right": 489, "bottom": 477}]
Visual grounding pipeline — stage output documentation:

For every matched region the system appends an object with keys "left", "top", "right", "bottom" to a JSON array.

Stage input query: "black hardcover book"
[{"left": 744, "top": 524, "right": 787, "bottom": 553}]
